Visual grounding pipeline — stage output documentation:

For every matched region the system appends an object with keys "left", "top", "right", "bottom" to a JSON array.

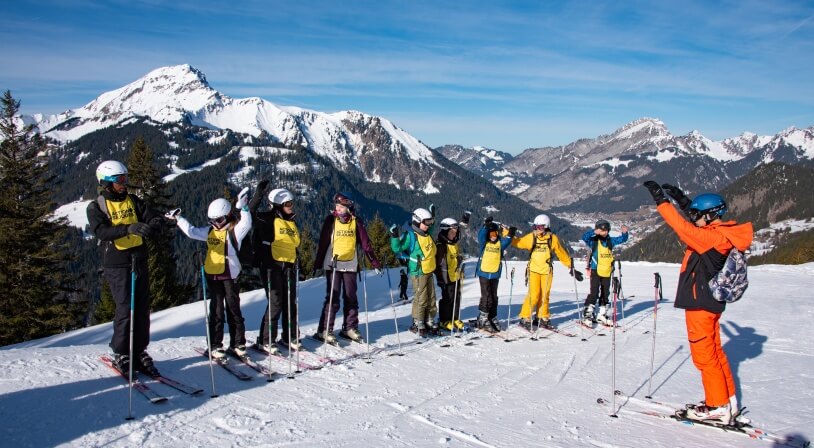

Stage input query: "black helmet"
[
  {"left": 595, "top": 219, "right": 611, "bottom": 231},
  {"left": 333, "top": 192, "right": 354, "bottom": 210}
]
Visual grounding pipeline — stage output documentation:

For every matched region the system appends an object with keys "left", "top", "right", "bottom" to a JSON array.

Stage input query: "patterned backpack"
[{"left": 709, "top": 248, "right": 749, "bottom": 303}]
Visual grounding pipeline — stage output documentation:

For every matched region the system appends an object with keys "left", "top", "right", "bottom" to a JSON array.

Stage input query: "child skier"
[
  {"left": 390, "top": 206, "right": 438, "bottom": 336},
  {"left": 475, "top": 218, "right": 514, "bottom": 332},
  {"left": 644, "top": 181, "right": 753, "bottom": 424},
  {"left": 398, "top": 270, "right": 409, "bottom": 301},
  {"left": 435, "top": 217, "right": 465, "bottom": 331},
  {"left": 172, "top": 188, "right": 251, "bottom": 359},
  {"left": 313, "top": 193, "right": 382, "bottom": 345},
  {"left": 250, "top": 184, "right": 303, "bottom": 354},
  {"left": 512, "top": 214, "right": 583, "bottom": 329},
  {"left": 581, "top": 219, "right": 629, "bottom": 327}
]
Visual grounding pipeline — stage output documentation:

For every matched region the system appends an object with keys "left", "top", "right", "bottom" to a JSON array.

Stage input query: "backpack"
[
  {"left": 225, "top": 227, "right": 256, "bottom": 267},
  {"left": 708, "top": 248, "right": 748, "bottom": 303},
  {"left": 395, "top": 229, "right": 417, "bottom": 267}
]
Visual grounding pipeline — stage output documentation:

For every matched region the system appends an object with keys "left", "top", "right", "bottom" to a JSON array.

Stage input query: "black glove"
[
  {"left": 570, "top": 266, "right": 584, "bottom": 282},
  {"left": 257, "top": 179, "right": 271, "bottom": 194},
  {"left": 128, "top": 222, "right": 153, "bottom": 237},
  {"left": 662, "top": 183, "right": 691, "bottom": 210},
  {"left": 643, "top": 181, "right": 668, "bottom": 204},
  {"left": 461, "top": 211, "right": 471, "bottom": 225},
  {"left": 389, "top": 224, "right": 400, "bottom": 238},
  {"left": 429, "top": 203, "right": 436, "bottom": 217},
  {"left": 508, "top": 226, "right": 517, "bottom": 238},
  {"left": 484, "top": 216, "right": 493, "bottom": 225}
]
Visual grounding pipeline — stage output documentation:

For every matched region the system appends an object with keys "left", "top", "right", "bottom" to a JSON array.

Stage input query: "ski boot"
[
  {"left": 253, "top": 340, "right": 281, "bottom": 356},
  {"left": 582, "top": 304, "right": 595, "bottom": 327},
  {"left": 112, "top": 353, "right": 131, "bottom": 374},
  {"left": 339, "top": 327, "right": 364, "bottom": 343},
  {"left": 489, "top": 316, "right": 502, "bottom": 333},
  {"left": 440, "top": 321, "right": 454, "bottom": 331},
  {"left": 313, "top": 331, "right": 338, "bottom": 346},
  {"left": 685, "top": 403, "right": 732, "bottom": 425},
  {"left": 231, "top": 344, "right": 248, "bottom": 357},
  {"left": 280, "top": 338, "right": 303, "bottom": 351},
  {"left": 453, "top": 320, "right": 465, "bottom": 330},
  {"left": 595, "top": 306, "right": 612, "bottom": 326},
  {"left": 518, "top": 318, "right": 533, "bottom": 330},
  {"left": 477, "top": 311, "right": 494, "bottom": 333},
  {"left": 538, "top": 318, "right": 553, "bottom": 330},
  {"left": 136, "top": 351, "right": 160, "bottom": 377},
  {"left": 206, "top": 347, "right": 226, "bottom": 360},
  {"left": 427, "top": 321, "right": 441, "bottom": 336}
]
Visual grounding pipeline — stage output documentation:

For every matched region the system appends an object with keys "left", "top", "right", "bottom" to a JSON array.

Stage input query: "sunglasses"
[
  {"left": 282, "top": 200, "right": 294, "bottom": 208},
  {"left": 533, "top": 225, "right": 548, "bottom": 231},
  {"left": 209, "top": 215, "right": 229, "bottom": 228}
]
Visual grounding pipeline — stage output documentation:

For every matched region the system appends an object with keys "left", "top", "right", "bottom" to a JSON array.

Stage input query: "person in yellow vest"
[
  {"left": 581, "top": 219, "right": 629, "bottom": 327},
  {"left": 435, "top": 214, "right": 469, "bottom": 331},
  {"left": 249, "top": 184, "right": 303, "bottom": 354},
  {"left": 476, "top": 218, "right": 515, "bottom": 332},
  {"left": 512, "top": 214, "right": 583, "bottom": 330},
  {"left": 171, "top": 189, "right": 251, "bottom": 359},
  {"left": 390, "top": 206, "right": 438, "bottom": 336},
  {"left": 313, "top": 193, "right": 382, "bottom": 345},
  {"left": 86, "top": 160, "right": 166, "bottom": 377}
]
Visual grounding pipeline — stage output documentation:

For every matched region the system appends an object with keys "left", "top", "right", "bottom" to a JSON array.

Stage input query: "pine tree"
[
  {"left": 126, "top": 136, "right": 190, "bottom": 311},
  {"left": 367, "top": 213, "right": 397, "bottom": 267},
  {"left": 0, "top": 91, "right": 82, "bottom": 345},
  {"left": 93, "top": 279, "right": 116, "bottom": 323},
  {"left": 298, "top": 227, "right": 317, "bottom": 279}
]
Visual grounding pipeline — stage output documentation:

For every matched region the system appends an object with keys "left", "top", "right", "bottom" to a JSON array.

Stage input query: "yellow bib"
[
  {"left": 106, "top": 196, "right": 143, "bottom": 250},
  {"left": 332, "top": 218, "right": 357, "bottom": 261},
  {"left": 446, "top": 243, "right": 460, "bottom": 282},
  {"left": 596, "top": 242, "right": 614, "bottom": 277},
  {"left": 272, "top": 218, "right": 300, "bottom": 263},
  {"left": 204, "top": 228, "right": 227, "bottom": 275},
  {"left": 416, "top": 232, "right": 437, "bottom": 274},
  {"left": 481, "top": 240, "right": 502, "bottom": 273},
  {"left": 529, "top": 235, "right": 552, "bottom": 275}
]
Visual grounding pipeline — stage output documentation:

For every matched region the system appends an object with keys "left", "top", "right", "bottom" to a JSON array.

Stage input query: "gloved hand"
[
  {"left": 643, "top": 181, "right": 667, "bottom": 204},
  {"left": 508, "top": 226, "right": 517, "bottom": 238},
  {"left": 461, "top": 211, "right": 471, "bottom": 226},
  {"left": 661, "top": 183, "right": 691, "bottom": 210},
  {"left": 389, "top": 224, "right": 400, "bottom": 238},
  {"left": 257, "top": 180, "right": 271, "bottom": 194},
  {"left": 570, "top": 265, "right": 584, "bottom": 282},
  {"left": 235, "top": 187, "right": 250, "bottom": 210},
  {"left": 484, "top": 216, "right": 493, "bottom": 225},
  {"left": 429, "top": 203, "right": 436, "bottom": 217},
  {"left": 165, "top": 208, "right": 181, "bottom": 220},
  {"left": 128, "top": 222, "right": 153, "bottom": 237},
  {"left": 620, "top": 225, "right": 629, "bottom": 234}
]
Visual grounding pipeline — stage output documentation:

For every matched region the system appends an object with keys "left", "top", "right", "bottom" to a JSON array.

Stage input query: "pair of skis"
[{"left": 99, "top": 355, "right": 203, "bottom": 403}]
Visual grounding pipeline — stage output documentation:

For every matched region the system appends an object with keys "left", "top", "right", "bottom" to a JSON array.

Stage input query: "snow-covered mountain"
[
  {"left": 28, "top": 64, "right": 444, "bottom": 192},
  {"left": 466, "top": 118, "right": 814, "bottom": 212},
  {"left": 435, "top": 144, "right": 521, "bottom": 193}
]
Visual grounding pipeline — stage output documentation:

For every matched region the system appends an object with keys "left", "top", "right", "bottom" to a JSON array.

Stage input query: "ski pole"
[
  {"left": 286, "top": 266, "right": 294, "bottom": 379},
  {"left": 385, "top": 268, "right": 404, "bottom": 356},
  {"left": 610, "top": 274, "right": 620, "bottom": 418},
  {"left": 569, "top": 257, "right": 587, "bottom": 342},
  {"left": 126, "top": 256, "right": 136, "bottom": 420},
  {"left": 450, "top": 262, "right": 464, "bottom": 338},
  {"left": 648, "top": 272, "right": 662, "bottom": 393},
  {"left": 359, "top": 256, "right": 373, "bottom": 364},
  {"left": 322, "top": 256, "right": 339, "bottom": 358},
  {"left": 505, "top": 267, "right": 515, "bottom": 342},
  {"left": 616, "top": 259, "right": 626, "bottom": 321},
  {"left": 266, "top": 268, "right": 273, "bottom": 382},
  {"left": 200, "top": 252, "right": 217, "bottom": 398},
  {"left": 294, "top": 263, "right": 302, "bottom": 374}
]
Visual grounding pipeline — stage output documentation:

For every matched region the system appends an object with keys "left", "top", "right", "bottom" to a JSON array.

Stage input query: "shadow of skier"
[{"left": 721, "top": 321, "right": 767, "bottom": 409}]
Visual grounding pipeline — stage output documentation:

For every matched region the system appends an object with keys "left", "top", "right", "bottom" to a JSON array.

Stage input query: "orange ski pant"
[
  {"left": 518, "top": 271, "right": 554, "bottom": 320},
  {"left": 685, "top": 309, "right": 736, "bottom": 407}
]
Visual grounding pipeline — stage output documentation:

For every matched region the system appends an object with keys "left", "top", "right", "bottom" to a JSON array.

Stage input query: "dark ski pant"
[
  {"left": 207, "top": 277, "right": 246, "bottom": 349},
  {"left": 583, "top": 274, "right": 611, "bottom": 308},
  {"left": 318, "top": 270, "right": 359, "bottom": 333},
  {"left": 438, "top": 280, "right": 462, "bottom": 323},
  {"left": 105, "top": 261, "right": 150, "bottom": 356},
  {"left": 258, "top": 265, "right": 298, "bottom": 345},
  {"left": 478, "top": 277, "right": 500, "bottom": 319},
  {"left": 399, "top": 284, "right": 409, "bottom": 301}
]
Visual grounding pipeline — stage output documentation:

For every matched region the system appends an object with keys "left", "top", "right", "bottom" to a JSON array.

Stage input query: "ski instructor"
[
  {"left": 643, "top": 180, "right": 752, "bottom": 425},
  {"left": 87, "top": 160, "right": 165, "bottom": 377}
]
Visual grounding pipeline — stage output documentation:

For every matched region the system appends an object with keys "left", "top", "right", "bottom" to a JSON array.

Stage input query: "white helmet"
[
  {"left": 96, "top": 160, "right": 128, "bottom": 185},
  {"left": 207, "top": 198, "right": 232, "bottom": 219},
  {"left": 412, "top": 208, "right": 433, "bottom": 225},
  {"left": 533, "top": 214, "right": 551, "bottom": 228},
  {"left": 268, "top": 188, "right": 294, "bottom": 205},
  {"left": 440, "top": 218, "right": 459, "bottom": 230}
]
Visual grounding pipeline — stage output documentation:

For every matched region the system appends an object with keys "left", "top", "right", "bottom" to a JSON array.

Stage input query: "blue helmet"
[{"left": 688, "top": 193, "right": 727, "bottom": 221}]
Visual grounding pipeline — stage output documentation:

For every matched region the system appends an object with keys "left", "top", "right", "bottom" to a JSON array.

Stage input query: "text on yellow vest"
[
  {"left": 106, "top": 196, "right": 143, "bottom": 250},
  {"left": 332, "top": 218, "right": 357, "bottom": 262},
  {"left": 416, "top": 232, "right": 436, "bottom": 274},
  {"left": 446, "top": 243, "right": 460, "bottom": 282},
  {"left": 481, "top": 240, "right": 502, "bottom": 273},
  {"left": 596, "top": 241, "right": 614, "bottom": 277},
  {"left": 204, "top": 228, "right": 228, "bottom": 275},
  {"left": 272, "top": 218, "right": 300, "bottom": 263}
]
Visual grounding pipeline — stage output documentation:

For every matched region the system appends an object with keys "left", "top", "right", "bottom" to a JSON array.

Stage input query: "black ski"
[
  {"left": 99, "top": 356, "right": 168, "bottom": 403},
  {"left": 194, "top": 348, "right": 252, "bottom": 381},
  {"left": 152, "top": 373, "right": 204, "bottom": 395}
]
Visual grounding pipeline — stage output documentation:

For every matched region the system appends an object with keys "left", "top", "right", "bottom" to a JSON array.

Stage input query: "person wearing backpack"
[
  {"left": 512, "top": 214, "right": 582, "bottom": 330},
  {"left": 644, "top": 181, "right": 753, "bottom": 425},
  {"left": 313, "top": 192, "right": 382, "bottom": 345},
  {"left": 170, "top": 188, "right": 251, "bottom": 359},
  {"left": 87, "top": 160, "right": 166, "bottom": 377},
  {"left": 581, "top": 220, "right": 629, "bottom": 327},
  {"left": 390, "top": 206, "right": 438, "bottom": 336},
  {"left": 475, "top": 218, "right": 514, "bottom": 332}
]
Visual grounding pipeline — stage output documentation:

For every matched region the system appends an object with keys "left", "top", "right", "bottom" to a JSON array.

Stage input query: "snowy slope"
[{"left": 1, "top": 262, "right": 812, "bottom": 447}]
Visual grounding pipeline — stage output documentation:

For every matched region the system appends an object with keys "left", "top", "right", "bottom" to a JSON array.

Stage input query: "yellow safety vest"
[
  {"left": 416, "top": 232, "right": 436, "bottom": 274},
  {"left": 529, "top": 235, "right": 553, "bottom": 275},
  {"left": 332, "top": 218, "right": 357, "bottom": 262},
  {"left": 481, "top": 240, "right": 502, "bottom": 273},
  {"left": 106, "top": 196, "right": 143, "bottom": 250},
  {"left": 596, "top": 242, "right": 614, "bottom": 277},
  {"left": 272, "top": 218, "right": 300, "bottom": 263},
  {"left": 204, "top": 228, "right": 228, "bottom": 275},
  {"left": 446, "top": 243, "right": 460, "bottom": 282}
]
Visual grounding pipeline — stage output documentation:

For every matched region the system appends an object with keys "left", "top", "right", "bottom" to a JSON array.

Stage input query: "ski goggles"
[
  {"left": 209, "top": 215, "right": 229, "bottom": 228},
  {"left": 421, "top": 218, "right": 435, "bottom": 226},
  {"left": 103, "top": 174, "right": 128, "bottom": 185},
  {"left": 281, "top": 200, "right": 294, "bottom": 208},
  {"left": 532, "top": 224, "right": 548, "bottom": 231}
]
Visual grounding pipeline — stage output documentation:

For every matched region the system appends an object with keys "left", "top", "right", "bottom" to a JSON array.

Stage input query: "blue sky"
[{"left": 2, "top": 0, "right": 813, "bottom": 153}]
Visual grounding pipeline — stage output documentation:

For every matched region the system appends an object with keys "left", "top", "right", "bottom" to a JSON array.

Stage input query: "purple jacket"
[{"left": 315, "top": 214, "right": 382, "bottom": 270}]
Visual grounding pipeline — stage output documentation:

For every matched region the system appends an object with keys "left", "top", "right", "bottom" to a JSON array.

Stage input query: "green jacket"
[{"left": 391, "top": 222, "right": 436, "bottom": 276}]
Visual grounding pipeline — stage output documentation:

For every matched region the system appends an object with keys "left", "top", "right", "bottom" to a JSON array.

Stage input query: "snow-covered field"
[{"left": 1, "top": 261, "right": 812, "bottom": 447}]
